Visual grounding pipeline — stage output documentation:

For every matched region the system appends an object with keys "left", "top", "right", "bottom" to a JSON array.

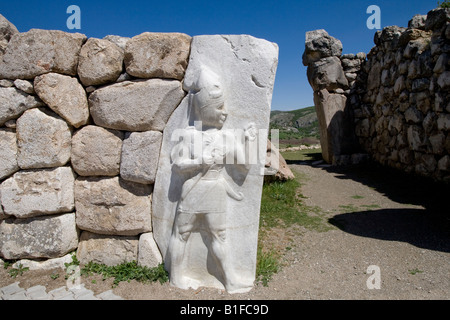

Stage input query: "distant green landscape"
[{"left": 269, "top": 106, "right": 320, "bottom": 147}]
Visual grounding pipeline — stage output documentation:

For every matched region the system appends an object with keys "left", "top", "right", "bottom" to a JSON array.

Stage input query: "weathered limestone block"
[
  {"left": 153, "top": 34, "right": 278, "bottom": 293},
  {"left": 78, "top": 38, "right": 124, "bottom": 86},
  {"left": 0, "top": 213, "right": 78, "bottom": 260},
  {"left": 76, "top": 231, "right": 138, "bottom": 266},
  {"left": 16, "top": 108, "right": 71, "bottom": 169},
  {"left": 407, "top": 125, "right": 427, "bottom": 151},
  {"left": 307, "top": 56, "right": 348, "bottom": 91},
  {"left": 437, "top": 113, "right": 450, "bottom": 131},
  {"left": 302, "top": 29, "right": 342, "bottom": 66},
  {"left": 425, "top": 8, "right": 450, "bottom": 31},
  {"left": 138, "top": 232, "right": 163, "bottom": 268},
  {"left": 34, "top": 73, "right": 89, "bottom": 128},
  {"left": 13, "top": 79, "right": 34, "bottom": 94},
  {"left": 124, "top": 32, "right": 191, "bottom": 80},
  {"left": 408, "top": 14, "right": 427, "bottom": 30},
  {"left": 71, "top": 125, "right": 123, "bottom": 176},
  {"left": 0, "top": 29, "right": 86, "bottom": 79},
  {"left": 313, "top": 89, "right": 357, "bottom": 163},
  {"left": 103, "top": 35, "right": 130, "bottom": 50},
  {"left": 74, "top": 176, "right": 152, "bottom": 236},
  {"left": 438, "top": 155, "right": 450, "bottom": 172},
  {"left": 0, "top": 86, "right": 44, "bottom": 126},
  {"left": 120, "top": 131, "right": 162, "bottom": 184},
  {"left": 0, "top": 167, "right": 75, "bottom": 218},
  {"left": 0, "top": 129, "right": 18, "bottom": 180},
  {"left": 264, "top": 140, "right": 295, "bottom": 181},
  {"left": 0, "top": 14, "right": 19, "bottom": 57},
  {"left": 89, "top": 79, "right": 185, "bottom": 132},
  {"left": 0, "top": 188, "right": 7, "bottom": 220}
]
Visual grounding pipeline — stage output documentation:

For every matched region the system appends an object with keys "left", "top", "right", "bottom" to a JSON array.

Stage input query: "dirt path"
[{"left": 1, "top": 162, "right": 449, "bottom": 300}]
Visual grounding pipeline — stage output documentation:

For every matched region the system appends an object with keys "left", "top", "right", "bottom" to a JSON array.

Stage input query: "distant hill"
[{"left": 269, "top": 106, "right": 320, "bottom": 146}]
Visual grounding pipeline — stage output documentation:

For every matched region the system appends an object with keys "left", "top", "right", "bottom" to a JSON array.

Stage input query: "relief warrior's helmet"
[{"left": 188, "top": 65, "right": 225, "bottom": 112}]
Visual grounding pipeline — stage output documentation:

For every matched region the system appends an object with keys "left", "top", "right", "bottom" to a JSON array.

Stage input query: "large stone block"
[
  {"left": 120, "top": 131, "right": 162, "bottom": 184},
  {"left": 152, "top": 35, "right": 278, "bottom": 293},
  {"left": 0, "top": 213, "right": 78, "bottom": 260},
  {"left": 16, "top": 108, "right": 71, "bottom": 169},
  {"left": 0, "top": 29, "right": 86, "bottom": 79},
  {"left": 74, "top": 176, "right": 152, "bottom": 236},
  {"left": 34, "top": 73, "right": 89, "bottom": 128},
  {"left": 0, "top": 167, "right": 75, "bottom": 218},
  {"left": 302, "top": 29, "right": 343, "bottom": 66},
  {"left": 76, "top": 231, "right": 138, "bottom": 266},
  {"left": 89, "top": 79, "right": 185, "bottom": 132},
  {"left": 0, "top": 14, "right": 19, "bottom": 58},
  {"left": 138, "top": 232, "right": 163, "bottom": 268},
  {"left": 0, "top": 129, "right": 18, "bottom": 180},
  {"left": 78, "top": 38, "right": 124, "bottom": 86},
  {"left": 0, "top": 86, "right": 44, "bottom": 126},
  {"left": 71, "top": 125, "right": 123, "bottom": 177},
  {"left": 307, "top": 56, "right": 348, "bottom": 91},
  {"left": 124, "top": 32, "right": 191, "bottom": 80}
]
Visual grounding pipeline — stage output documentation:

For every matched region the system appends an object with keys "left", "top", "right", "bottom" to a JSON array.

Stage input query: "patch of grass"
[
  {"left": 80, "top": 261, "right": 169, "bottom": 287},
  {"left": 408, "top": 268, "right": 424, "bottom": 275},
  {"left": 351, "top": 195, "right": 365, "bottom": 199},
  {"left": 281, "top": 148, "right": 322, "bottom": 162},
  {"left": 5, "top": 263, "right": 29, "bottom": 278},
  {"left": 260, "top": 176, "right": 329, "bottom": 232},
  {"left": 256, "top": 246, "right": 281, "bottom": 287},
  {"left": 256, "top": 170, "right": 333, "bottom": 286},
  {"left": 338, "top": 204, "right": 360, "bottom": 213}
]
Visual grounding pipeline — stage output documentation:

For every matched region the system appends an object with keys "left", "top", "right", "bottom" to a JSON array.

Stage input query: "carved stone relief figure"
[
  {"left": 152, "top": 34, "right": 278, "bottom": 294},
  {"left": 167, "top": 66, "right": 257, "bottom": 293}
]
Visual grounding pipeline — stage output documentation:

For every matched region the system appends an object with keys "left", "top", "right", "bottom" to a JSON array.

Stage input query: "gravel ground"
[{"left": 1, "top": 162, "right": 449, "bottom": 302}]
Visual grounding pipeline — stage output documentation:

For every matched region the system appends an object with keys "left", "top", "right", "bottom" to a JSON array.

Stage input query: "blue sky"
[{"left": 0, "top": 0, "right": 439, "bottom": 111}]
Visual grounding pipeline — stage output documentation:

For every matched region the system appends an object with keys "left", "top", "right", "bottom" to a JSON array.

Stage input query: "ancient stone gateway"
[{"left": 0, "top": 12, "right": 279, "bottom": 295}]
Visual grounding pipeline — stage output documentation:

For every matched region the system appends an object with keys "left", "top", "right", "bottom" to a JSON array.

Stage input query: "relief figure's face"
[{"left": 199, "top": 102, "right": 228, "bottom": 129}]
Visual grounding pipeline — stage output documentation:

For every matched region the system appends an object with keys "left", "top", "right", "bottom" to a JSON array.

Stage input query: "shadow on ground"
[
  {"left": 329, "top": 208, "right": 450, "bottom": 253},
  {"left": 288, "top": 155, "right": 450, "bottom": 253}
]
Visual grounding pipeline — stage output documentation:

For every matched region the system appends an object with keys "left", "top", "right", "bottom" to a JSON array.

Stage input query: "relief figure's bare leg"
[
  {"left": 204, "top": 212, "right": 240, "bottom": 291},
  {"left": 168, "top": 212, "right": 195, "bottom": 288}
]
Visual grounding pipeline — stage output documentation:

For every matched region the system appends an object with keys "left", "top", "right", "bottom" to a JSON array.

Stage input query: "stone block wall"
[
  {"left": 353, "top": 8, "right": 450, "bottom": 182},
  {"left": 0, "top": 14, "right": 190, "bottom": 267},
  {"left": 304, "top": 8, "right": 450, "bottom": 182}
]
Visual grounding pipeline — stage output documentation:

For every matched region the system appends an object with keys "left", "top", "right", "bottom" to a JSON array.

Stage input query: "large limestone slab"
[
  {"left": 71, "top": 125, "right": 123, "bottom": 176},
  {"left": 78, "top": 38, "right": 124, "bottom": 86},
  {"left": 0, "top": 167, "right": 75, "bottom": 218},
  {"left": 89, "top": 79, "right": 185, "bottom": 132},
  {"left": 124, "top": 32, "right": 191, "bottom": 80},
  {"left": 76, "top": 231, "right": 138, "bottom": 266},
  {"left": 120, "top": 131, "right": 162, "bottom": 184},
  {"left": 307, "top": 56, "right": 348, "bottom": 91},
  {"left": 74, "top": 176, "right": 152, "bottom": 236},
  {"left": 152, "top": 35, "right": 278, "bottom": 293},
  {"left": 0, "top": 129, "right": 19, "bottom": 180},
  {"left": 34, "top": 73, "right": 89, "bottom": 128},
  {"left": 0, "top": 29, "right": 86, "bottom": 79},
  {"left": 16, "top": 108, "right": 72, "bottom": 169},
  {"left": 0, "top": 213, "right": 78, "bottom": 260},
  {"left": 0, "top": 86, "right": 44, "bottom": 126}
]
